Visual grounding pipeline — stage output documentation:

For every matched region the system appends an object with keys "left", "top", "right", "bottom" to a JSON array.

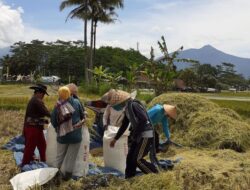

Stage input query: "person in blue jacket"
[{"left": 147, "top": 104, "right": 177, "bottom": 153}]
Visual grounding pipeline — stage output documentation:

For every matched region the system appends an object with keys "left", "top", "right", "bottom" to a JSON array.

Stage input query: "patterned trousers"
[{"left": 125, "top": 137, "right": 159, "bottom": 178}]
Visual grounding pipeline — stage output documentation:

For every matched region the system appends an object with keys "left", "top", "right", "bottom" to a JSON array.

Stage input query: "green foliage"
[
  {"left": 0, "top": 42, "right": 147, "bottom": 85},
  {"left": 81, "top": 82, "right": 111, "bottom": 96},
  {"left": 137, "top": 91, "right": 155, "bottom": 104},
  {"left": 178, "top": 62, "right": 249, "bottom": 91},
  {"left": 95, "top": 46, "right": 147, "bottom": 74},
  {"left": 143, "top": 36, "right": 197, "bottom": 95}
]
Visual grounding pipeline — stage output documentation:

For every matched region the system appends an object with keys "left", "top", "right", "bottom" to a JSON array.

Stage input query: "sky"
[{"left": 0, "top": 0, "right": 250, "bottom": 58}]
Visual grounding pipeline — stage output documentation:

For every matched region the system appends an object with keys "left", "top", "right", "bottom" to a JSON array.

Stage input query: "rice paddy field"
[{"left": 0, "top": 84, "right": 250, "bottom": 190}]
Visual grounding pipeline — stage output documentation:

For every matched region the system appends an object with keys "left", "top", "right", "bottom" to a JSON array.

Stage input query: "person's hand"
[
  {"left": 110, "top": 139, "right": 117, "bottom": 148},
  {"left": 165, "top": 138, "right": 171, "bottom": 144}
]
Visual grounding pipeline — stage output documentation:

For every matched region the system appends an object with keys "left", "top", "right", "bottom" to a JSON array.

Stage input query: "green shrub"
[{"left": 137, "top": 92, "right": 155, "bottom": 104}]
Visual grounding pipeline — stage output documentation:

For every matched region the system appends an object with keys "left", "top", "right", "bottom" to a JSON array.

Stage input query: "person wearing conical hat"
[
  {"left": 108, "top": 89, "right": 159, "bottom": 178},
  {"left": 22, "top": 84, "right": 50, "bottom": 166},
  {"left": 147, "top": 104, "right": 177, "bottom": 153},
  {"left": 102, "top": 89, "right": 137, "bottom": 130}
]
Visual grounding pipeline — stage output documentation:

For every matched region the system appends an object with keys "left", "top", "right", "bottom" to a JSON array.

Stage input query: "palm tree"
[
  {"left": 88, "top": 0, "right": 124, "bottom": 82},
  {"left": 60, "top": 0, "right": 124, "bottom": 83},
  {"left": 60, "top": 0, "right": 91, "bottom": 83},
  {"left": 93, "top": 0, "right": 124, "bottom": 56}
]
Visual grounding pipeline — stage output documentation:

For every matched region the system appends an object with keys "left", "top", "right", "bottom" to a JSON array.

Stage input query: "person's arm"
[
  {"left": 110, "top": 115, "right": 129, "bottom": 147},
  {"left": 114, "top": 115, "right": 129, "bottom": 140},
  {"left": 162, "top": 116, "right": 170, "bottom": 139},
  {"left": 36, "top": 99, "right": 50, "bottom": 117},
  {"left": 131, "top": 101, "right": 148, "bottom": 137},
  {"left": 50, "top": 107, "right": 58, "bottom": 129},
  {"left": 77, "top": 99, "right": 85, "bottom": 121},
  {"left": 74, "top": 95, "right": 86, "bottom": 119}
]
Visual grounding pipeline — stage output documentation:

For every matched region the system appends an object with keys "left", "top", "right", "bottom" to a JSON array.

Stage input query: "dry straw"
[{"left": 148, "top": 93, "right": 250, "bottom": 152}]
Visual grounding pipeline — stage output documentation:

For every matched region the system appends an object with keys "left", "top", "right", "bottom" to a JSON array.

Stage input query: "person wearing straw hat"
[
  {"left": 102, "top": 89, "right": 137, "bottom": 130},
  {"left": 147, "top": 104, "right": 177, "bottom": 153},
  {"left": 51, "top": 86, "right": 85, "bottom": 181},
  {"left": 108, "top": 89, "right": 159, "bottom": 178},
  {"left": 22, "top": 84, "right": 50, "bottom": 166}
]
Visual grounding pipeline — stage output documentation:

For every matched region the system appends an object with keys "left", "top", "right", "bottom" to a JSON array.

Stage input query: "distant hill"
[{"left": 169, "top": 45, "right": 250, "bottom": 77}]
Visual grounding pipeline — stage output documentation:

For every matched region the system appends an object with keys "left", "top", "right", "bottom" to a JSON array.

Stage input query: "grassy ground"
[
  {"left": 0, "top": 85, "right": 250, "bottom": 190},
  {"left": 211, "top": 99, "right": 250, "bottom": 119},
  {"left": 198, "top": 91, "right": 250, "bottom": 98}
]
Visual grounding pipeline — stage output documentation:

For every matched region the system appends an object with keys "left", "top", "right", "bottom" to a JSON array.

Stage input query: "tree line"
[
  {"left": 177, "top": 62, "right": 250, "bottom": 91},
  {"left": 0, "top": 38, "right": 249, "bottom": 94},
  {"left": 0, "top": 40, "right": 147, "bottom": 84}
]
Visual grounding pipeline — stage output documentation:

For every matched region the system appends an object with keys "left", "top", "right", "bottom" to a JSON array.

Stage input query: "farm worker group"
[{"left": 22, "top": 84, "right": 177, "bottom": 181}]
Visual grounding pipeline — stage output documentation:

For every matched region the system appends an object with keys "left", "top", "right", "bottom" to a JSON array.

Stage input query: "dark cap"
[{"left": 30, "top": 83, "right": 49, "bottom": 96}]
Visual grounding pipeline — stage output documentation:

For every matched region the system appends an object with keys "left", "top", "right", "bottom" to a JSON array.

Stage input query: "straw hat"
[
  {"left": 101, "top": 89, "right": 131, "bottom": 106},
  {"left": 58, "top": 86, "right": 70, "bottom": 101},
  {"left": 163, "top": 104, "right": 177, "bottom": 119}
]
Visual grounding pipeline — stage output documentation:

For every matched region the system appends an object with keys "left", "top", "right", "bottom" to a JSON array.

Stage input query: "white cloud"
[
  {"left": 1, "top": 0, "right": 250, "bottom": 58},
  {"left": 0, "top": 1, "right": 24, "bottom": 47},
  {"left": 96, "top": 0, "right": 250, "bottom": 58}
]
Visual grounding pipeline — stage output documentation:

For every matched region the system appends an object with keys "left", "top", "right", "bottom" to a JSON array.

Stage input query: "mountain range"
[{"left": 173, "top": 45, "right": 250, "bottom": 78}]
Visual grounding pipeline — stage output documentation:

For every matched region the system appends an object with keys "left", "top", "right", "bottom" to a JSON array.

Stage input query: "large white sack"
[
  {"left": 71, "top": 125, "right": 90, "bottom": 177},
  {"left": 103, "top": 126, "right": 129, "bottom": 174},
  {"left": 45, "top": 123, "right": 57, "bottom": 167},
  {"left": 46, "top": 123, "right": 90, "bottom": 177},
  {"left": 10, "top": 168, "right": 58, "bottom": 190}
]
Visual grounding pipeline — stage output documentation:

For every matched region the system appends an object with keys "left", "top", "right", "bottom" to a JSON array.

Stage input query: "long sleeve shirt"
[
  {"left": 147, "top": 104, "right": 170, "bottom": 139},
  {"left": 114, "top": 99, "right": 151, "bottom": 141},
  {"left": 24, "top": 96, "right": 50, "bottom": 121}
]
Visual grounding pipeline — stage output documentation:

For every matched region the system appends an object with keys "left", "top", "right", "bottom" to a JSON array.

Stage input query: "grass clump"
[{"left": 148, "top": 93, "right": 250, "bottom": 152}]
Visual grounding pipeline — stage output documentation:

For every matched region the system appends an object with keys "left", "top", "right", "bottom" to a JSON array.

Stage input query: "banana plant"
[{"left": 88, "top": 65, "right": 122, "bottom": 88}]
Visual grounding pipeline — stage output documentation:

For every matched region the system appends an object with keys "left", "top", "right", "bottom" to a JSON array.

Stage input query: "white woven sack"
[
  {"left": 45, "top": 123, "right": 57, "bottom": 167},
  {"left": 72, "top": 125, "right": 90, "bottom": 177},
  {"left": 46, "top": 123, "right": 90, "bottom": 177},
  {"left": 10, "top": 168, "right": 58, "bottom": 190},
  {"left": 103, "top": 125, "right": 129, "bottom": 174}
]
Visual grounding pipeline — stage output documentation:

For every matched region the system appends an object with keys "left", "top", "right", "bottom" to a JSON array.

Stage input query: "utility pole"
[{"left": 137, "top": 42, "right": 140, "bottom": 52}]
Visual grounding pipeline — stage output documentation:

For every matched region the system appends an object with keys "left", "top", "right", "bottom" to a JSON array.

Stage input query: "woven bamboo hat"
[
  {"left": 101, "top": 89, "right": 132, "bottom": 106},
  {"left": 163, "top": 104, "right": 177, "bottom": 119}
]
